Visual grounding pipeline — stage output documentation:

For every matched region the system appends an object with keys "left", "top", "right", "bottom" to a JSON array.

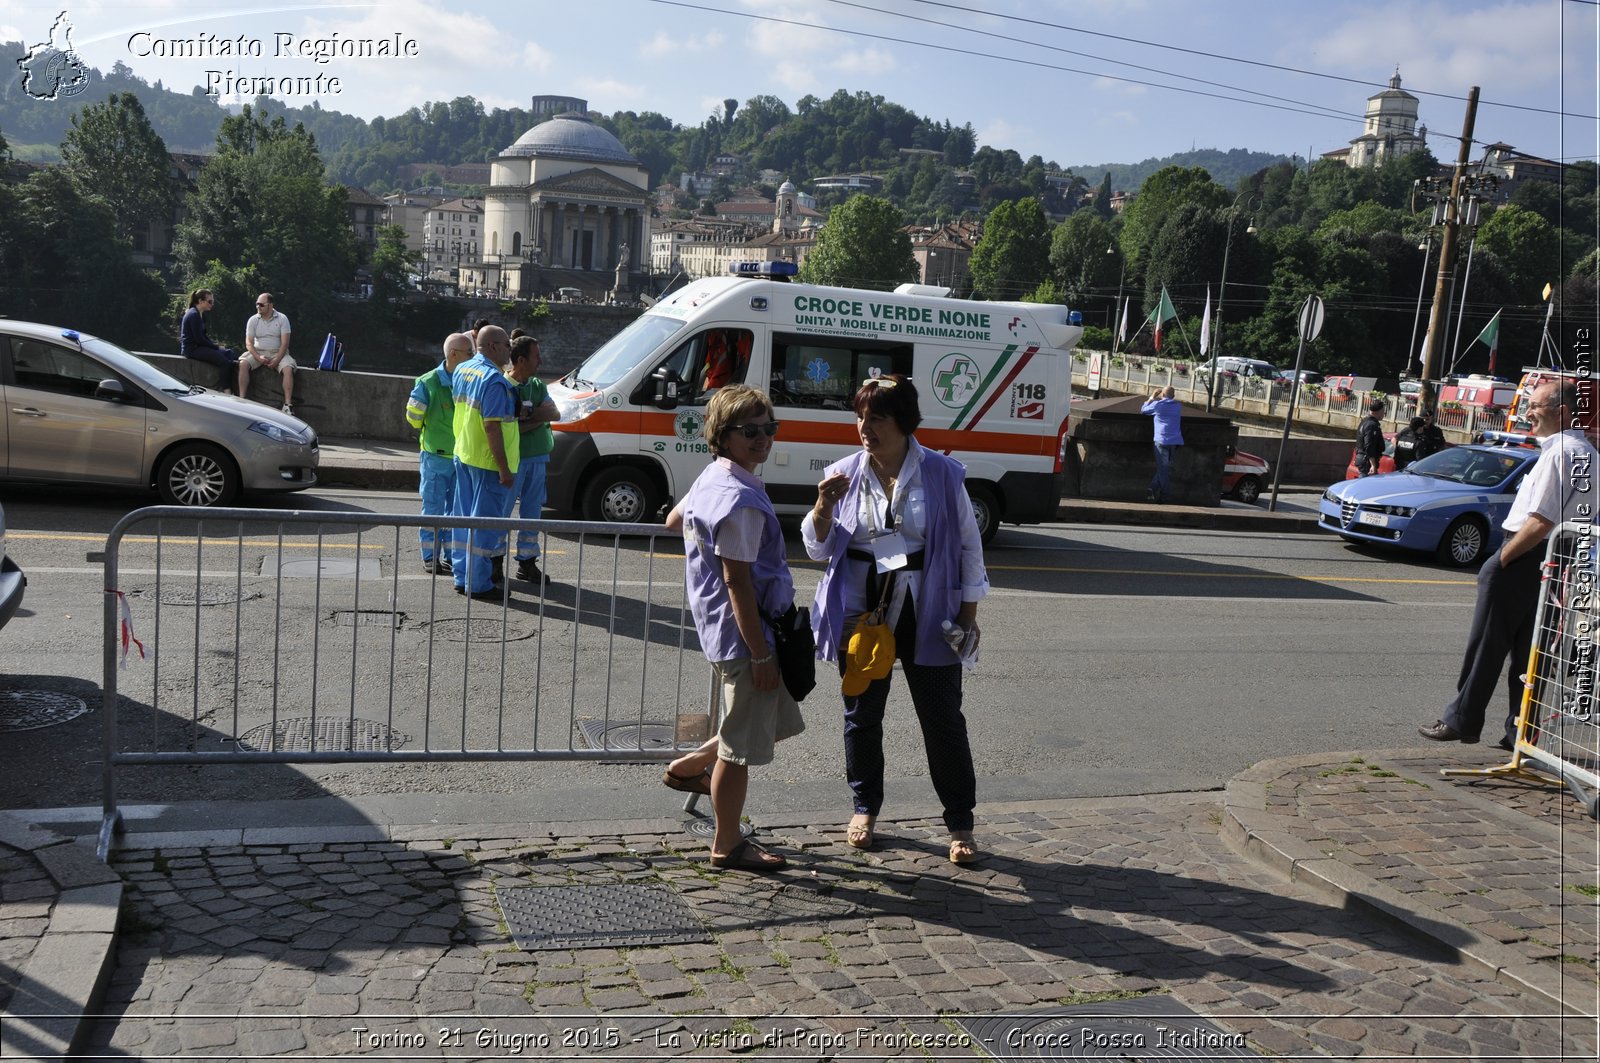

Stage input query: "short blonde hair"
[{"left": 702, "top": 384, "right": 773, "bottom": 457}]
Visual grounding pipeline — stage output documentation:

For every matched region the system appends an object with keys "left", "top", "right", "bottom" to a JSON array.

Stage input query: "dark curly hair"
[{"left": 851, "top": 374, "right": 922, "bottom": 435}]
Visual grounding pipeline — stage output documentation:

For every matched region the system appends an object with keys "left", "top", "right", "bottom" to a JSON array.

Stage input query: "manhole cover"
[
  {"left": 498, "top": 883, "right": 710, "bottom": 950},
  {"left": 236, "top": 717, "right": 410, "bottom": 753},
  {"left": 0, "top": 691, "right": 91, "bottom": 732},
  {"left": 158, "top": 585, "right": 258, "bottom": 607},
  {"left": 424, "top": 617, "right": 535, "bottom": 643},
  {"left": 683, "top": 817, "right": 753, "bottom": 841},
  {"left": 957, "top": 998, "right": 1258, "bottom": 1060},
  {"left": 328, "top": 609, "right": 404, "bottom": 629},
  {"left": 574, "top": 721, "right": 695, "bottom": 759}
]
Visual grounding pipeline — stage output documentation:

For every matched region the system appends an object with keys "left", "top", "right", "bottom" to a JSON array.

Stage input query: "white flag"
[
  {"left": 1116, "top": 298, "right": 1129, "bottom": 345},
  {"left": 1199, "top": 286, "right": 1212, "bottom": 356}
]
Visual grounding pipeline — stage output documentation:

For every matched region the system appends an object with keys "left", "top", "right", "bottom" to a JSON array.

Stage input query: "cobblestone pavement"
[
  {"left": 1235, "top": 751, "right": 1600, "bottom": 999},
  {"left": 78, "top": 793, "right": 1595, "bottom": 1062}
]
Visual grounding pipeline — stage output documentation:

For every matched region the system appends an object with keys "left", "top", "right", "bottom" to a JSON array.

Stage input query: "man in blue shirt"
[{"left": 1141, "top": 386, "right": 1184, "bottom": 503}]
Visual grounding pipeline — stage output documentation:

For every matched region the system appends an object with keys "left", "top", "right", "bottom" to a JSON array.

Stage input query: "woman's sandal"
[
  {"left": 661, "top": 768, "right": 712, "bottom": 795},
  {"left": 708, "top": 838, "right": 786, "bottom": 872},
  {"left": 948, "top": 832, "right": 978, "bottom": 865},
  {"left": 845, "top": 814, "right": 876, "bottom": 850}
]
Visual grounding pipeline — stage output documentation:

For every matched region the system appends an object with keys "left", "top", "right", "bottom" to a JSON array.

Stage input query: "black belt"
[
  {"left": 847, "top": 548, "right": 924, "bottom": 570},
  {"left": 433, "top": 448, "right": 451, "bottom": 456}
]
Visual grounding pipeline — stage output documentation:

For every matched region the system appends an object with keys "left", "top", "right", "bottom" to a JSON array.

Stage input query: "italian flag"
[
  {"left": 1147, "top": 287, "right": 1178, "bottom": 352},
  {"left": 1474, "top": 309, "right": 1502, "bottom": 375}
]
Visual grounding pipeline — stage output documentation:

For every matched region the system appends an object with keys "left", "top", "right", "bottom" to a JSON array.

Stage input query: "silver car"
[{"left": 1, "top": 320, "right": 318, "bottom": 506}]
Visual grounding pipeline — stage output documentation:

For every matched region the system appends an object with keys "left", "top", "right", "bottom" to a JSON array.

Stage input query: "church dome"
[
  {"left": 777, "top": 179, "right": 797, "bottom": 195},
  {"left": 501, "top": 112, "right": 637, "bottom": 165}
]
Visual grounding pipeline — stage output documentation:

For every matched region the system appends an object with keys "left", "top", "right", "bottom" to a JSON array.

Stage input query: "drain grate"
[
  {"left": 236, "top": 716, "right": 410, "bottom": 753},
  {"left": 957, "top": 998, "right": 1257, "bottom": 1060},
  {"left": 683, "top": 817, "right": 754, "bottom": 841},
  {"left": 425, "top": 617, "right": 535, "bottom": 643},
  {"left": 328, "top": 609, "right": 404, "bottom": 629},
  {"left": 498, "top": 882, "right": 710, "bottom": 950},
  {"left": 0, "top": 691, "right": 90, "bottom": 732},
  {"left": 762, "top": 883, "right": 857, "bottom": 920},
  {"left": 157, "top": 585, "right": 258, "bottom": 607}
]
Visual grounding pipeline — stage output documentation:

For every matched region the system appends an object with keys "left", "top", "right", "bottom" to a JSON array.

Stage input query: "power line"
[
  {"left": 820, "top": 0, "right": 1356, "bottom": 126},
  {"left": 648, "top": 0, "right": 1374, "bottom": 131},
  {"left": 897, "top": 0, "right": 1597, "bottom": 122}
]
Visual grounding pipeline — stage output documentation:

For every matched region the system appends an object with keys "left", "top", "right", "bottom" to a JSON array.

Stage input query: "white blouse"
[{"left": 801, "top": 439, "right": 989, "bottom": 624}]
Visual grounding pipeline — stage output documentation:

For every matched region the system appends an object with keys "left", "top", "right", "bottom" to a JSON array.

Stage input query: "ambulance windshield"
[{"left": 568, "top": 314, "right": 686, "bottom": 389}]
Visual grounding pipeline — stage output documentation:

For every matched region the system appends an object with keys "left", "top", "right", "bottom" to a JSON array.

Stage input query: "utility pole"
[{"left": 1418, "top": 87, "right": 1479, "bottom": 415}]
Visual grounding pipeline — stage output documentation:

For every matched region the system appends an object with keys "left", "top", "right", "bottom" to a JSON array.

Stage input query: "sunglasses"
[{"left": 726, "top": 421, "right": 780, "bottom": 439}]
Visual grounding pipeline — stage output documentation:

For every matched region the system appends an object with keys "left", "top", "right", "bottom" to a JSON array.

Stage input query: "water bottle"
[{"left": 941, "top": 620, "right": 965, "bottom": 650}]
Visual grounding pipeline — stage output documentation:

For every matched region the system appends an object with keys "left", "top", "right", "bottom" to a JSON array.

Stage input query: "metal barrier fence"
[
  {"left": 1446, "top": 521, "right": 1600, "bottom": 816},
  {"left": 99, "top": 507, "right": 716, "bottom": 857}
]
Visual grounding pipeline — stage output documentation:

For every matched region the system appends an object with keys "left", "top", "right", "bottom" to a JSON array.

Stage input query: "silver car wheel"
[{"left": 157, "top": 444, "right": 239, "bottom": 507}]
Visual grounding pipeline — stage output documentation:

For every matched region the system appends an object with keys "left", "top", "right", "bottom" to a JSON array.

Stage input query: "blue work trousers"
[
  {"left": 418, "top": 451, "right": 455, "bottom": 562},
  {"left": 511, "top": 454, "right": 549, "bottom": 561},
  {"left": 451, "top": 461, "right": 513, "bottom": 593}
]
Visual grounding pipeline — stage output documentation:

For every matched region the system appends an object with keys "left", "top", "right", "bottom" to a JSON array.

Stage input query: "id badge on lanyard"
[{"left": 865, "top": 487, "right": 909, "bottom": 573}]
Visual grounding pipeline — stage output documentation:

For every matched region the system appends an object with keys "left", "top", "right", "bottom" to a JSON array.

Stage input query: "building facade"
[
  {"left": 1324, "top": 70, "right": 1428, "bottom": 169},
  {"left": 423, "top": 197, "right": 482, "bottom": 280},
  {"left": 470, "top": 112, "right": 650, "bottom": 299}
]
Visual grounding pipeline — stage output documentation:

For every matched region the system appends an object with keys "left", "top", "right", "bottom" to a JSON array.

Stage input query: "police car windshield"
[
  {"left": 1408, "top": 448, "right": 1525, "bottom": 486},
  {"left": 569, "top": 314, "right": 685, "bottom": 389}
]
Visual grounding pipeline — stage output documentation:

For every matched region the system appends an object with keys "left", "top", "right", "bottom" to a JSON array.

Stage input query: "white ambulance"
[{"left": 545, "top": 261, "right": 1083, "bottom": 541}]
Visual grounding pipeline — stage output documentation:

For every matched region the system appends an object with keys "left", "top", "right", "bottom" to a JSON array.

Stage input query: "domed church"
[{"left": 464, "top": 109, "right": 651, "bottom": 300}]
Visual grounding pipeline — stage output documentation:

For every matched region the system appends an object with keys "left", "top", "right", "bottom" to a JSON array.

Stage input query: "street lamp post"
[
  {"left": 1107, "top": 244, "right": 1125, "bottom": 347},
  {"left": 1210, "top": 191, "right": 1259, "bottom": 411},
  {"left": 1405, "top": 233, "right": 1433, "bottom": 381}
]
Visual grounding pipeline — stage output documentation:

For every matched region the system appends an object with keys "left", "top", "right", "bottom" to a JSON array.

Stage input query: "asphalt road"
[{"left": 0, "top": 482, "right": 1481, "bottom": 831}]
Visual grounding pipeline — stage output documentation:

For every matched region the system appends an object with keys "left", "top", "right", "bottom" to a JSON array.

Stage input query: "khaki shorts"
[
  {"left": 242, "top": 351, "right": 297, "bottom": 371},
  {"left": 713, "top": 657, "right": 805, "bottom": 766}
]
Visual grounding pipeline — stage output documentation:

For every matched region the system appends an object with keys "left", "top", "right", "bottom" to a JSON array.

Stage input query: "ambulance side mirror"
[{"left": 652, "top": 365, "right": 682, "bottom": 410}]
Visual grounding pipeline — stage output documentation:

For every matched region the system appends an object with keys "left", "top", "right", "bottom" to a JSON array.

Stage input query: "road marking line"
[{"left": 983, "top": 562, "right": 1473, "bottom": 585}]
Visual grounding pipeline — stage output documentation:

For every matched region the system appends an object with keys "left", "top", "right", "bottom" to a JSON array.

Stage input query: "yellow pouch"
[{"left": 841, "top": 608, "right": 896, "bottom": 696}]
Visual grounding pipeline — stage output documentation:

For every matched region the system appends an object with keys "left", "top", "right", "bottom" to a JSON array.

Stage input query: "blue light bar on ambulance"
[{"left": 728, "top": 260, "right": 798, "bottom": 277}]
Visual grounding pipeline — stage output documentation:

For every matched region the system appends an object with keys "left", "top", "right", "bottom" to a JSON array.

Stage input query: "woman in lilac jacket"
[{"left": 802, "top": 375, "right": 990, "bottom": 864}]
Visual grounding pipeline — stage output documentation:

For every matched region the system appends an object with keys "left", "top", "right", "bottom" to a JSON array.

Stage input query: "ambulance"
[{"left": 544, "top": 261, "right": 1084, "bottom": 541}]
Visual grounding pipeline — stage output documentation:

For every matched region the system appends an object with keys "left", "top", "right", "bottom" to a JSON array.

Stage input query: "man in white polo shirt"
[
  {"left": 239, "top": 292, "right": 295, "bottom": 413},
  {"left": 1420, "top": 380, "right": 1598, "bottom": 750}
]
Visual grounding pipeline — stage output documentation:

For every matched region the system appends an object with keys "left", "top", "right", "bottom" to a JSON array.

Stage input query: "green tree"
[
  {"left": 969, "top": 197, "right": 1051, "bottom": 300},
  {"left": 1046, "top": 211, "right": 1119, "bottom": 310},
  {"left": 1118, "top": 166, "right": 1229, "bottom": 274},
  {"left": 0, "top": 168, "right": 166, "bottom": 344},
  {"left": 368, "top": 224, "right": 421, "bottom": 315},
  {"left": 59, "top": 91, "right": 175, "bottom": 245},
  {"left": 1093, "top": 172, "right": 1113, "bottom": 218},
  {"left": 797, "top": 194, "right": 916, "bottom": 290},
  {"left": 174, "top": 105, "right": 360, "bottom": 336},
  {"left": 1476, "top": 203, "right": 1562, "bottom": 300}
]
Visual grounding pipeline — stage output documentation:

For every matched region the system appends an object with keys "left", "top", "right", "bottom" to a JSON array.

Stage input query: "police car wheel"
[
  {"left": 966, "top": 484, "right": 1000, "bottom": 545},
  {"left": 582, "top": 466, "right": 660, "bottom": 524},
  {"left": 156, "top": 442, "right": 239, "bottom": 507},
  {"left": 1231, "top": 475, "right": 1261, "bottom": 505},
  {"left": 1437, "top": 515, "right": 1488, "bottom": 568}
]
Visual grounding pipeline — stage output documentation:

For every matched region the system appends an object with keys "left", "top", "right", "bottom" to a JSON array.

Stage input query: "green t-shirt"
[{"left": 512, "top": 375, "right": 556, "bottom": 458}]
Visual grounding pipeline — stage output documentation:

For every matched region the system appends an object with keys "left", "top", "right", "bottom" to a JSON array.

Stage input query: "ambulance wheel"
[
  {"left": 967, "top": 483, "right": 1001, "bottom": 545},
  {"left": 582, "top": 466, "right": 660, "bottom": 524}
]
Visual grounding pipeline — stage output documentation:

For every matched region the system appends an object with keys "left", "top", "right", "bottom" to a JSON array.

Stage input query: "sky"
[{"left": 2, "top": 0, "right": 1596, "bottom": 173}]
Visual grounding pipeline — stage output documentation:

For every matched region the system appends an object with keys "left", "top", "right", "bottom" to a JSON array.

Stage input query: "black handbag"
[{"left": 768, "top": 603, "right": 817, "bottom": 702}]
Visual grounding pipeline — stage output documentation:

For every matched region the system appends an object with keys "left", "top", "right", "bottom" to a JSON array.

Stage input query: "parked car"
[
  {"left": 1222, "top": 447, "right": 1269, "bottom": 504},
  {"left": 1196, "top": 357, "right": 1278, "bottom": 386},
  {"left": 0, "top": 321, "right": 320, "bottom": 506},
  {"left": 1275, "top": 369, "right": 1325, "bottom": 387},
  {"left": 0, "top": 501, "right": 24, "bottom": 631},
  {"left": 1318, "top": 444, "right": 1541, "bottom": 566},
  {"left": 1344, "top": 433, "right": 1399, "bottom": 478}
]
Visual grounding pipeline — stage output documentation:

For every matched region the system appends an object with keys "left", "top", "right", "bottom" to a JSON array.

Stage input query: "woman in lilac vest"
[
  {"left": 662, "top": 385, "right": 804, "bottom": 872},
  {"left": 802, "top": 375, "right": 990, "bottom": 864}
]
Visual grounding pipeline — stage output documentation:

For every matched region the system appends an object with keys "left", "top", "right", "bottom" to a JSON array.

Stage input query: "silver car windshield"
[
  {"left": 81, "top": 336, "right": 191, "bottom": 394},
  {"left": 568, "top": 315, "right": 685, "bottom": 390}
]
